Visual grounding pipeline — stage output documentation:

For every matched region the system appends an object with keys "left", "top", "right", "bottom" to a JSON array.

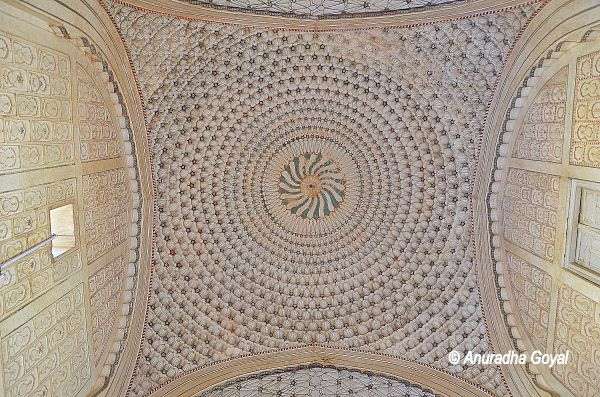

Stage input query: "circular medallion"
[
  {"left": 261, "top": 135, "right": 360, "bottom": 236},
  {"left": 280, "top": 151, "right": 346, "bottom": 219}
]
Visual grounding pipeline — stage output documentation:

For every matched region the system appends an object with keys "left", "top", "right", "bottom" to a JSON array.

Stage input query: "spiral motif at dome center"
[
  {"left": 280, "top": 152, "right": 345, "bottom": 219},
  {"left": 261, "top": 135, "right": 360, "bottom": 235}
]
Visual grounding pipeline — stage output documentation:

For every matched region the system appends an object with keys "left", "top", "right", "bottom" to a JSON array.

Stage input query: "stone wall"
[
  {"left": 0, "top": 4, "right": 140, "bottom": 396},
  {"left": 493, "top": 27, "right": 600, "bottom": 397}
]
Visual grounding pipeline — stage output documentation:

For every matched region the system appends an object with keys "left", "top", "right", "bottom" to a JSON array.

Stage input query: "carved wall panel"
[
  {"left": 0, "top": 178, "right": 74, "bottom": 262},
  {"left": 82, "top": 168, "right": 130, "bottom": 264},
  {"left": 0, "top": 5, "right": 143, "bottom": 396},
  {"left": 88, "top": 254, "right": 126, "bottom": 366},
  {"left": 0, "top": 283, "right": 90, "bottom": 397},
  {"left": 0, "top": 32, "right": 73, "bottom": 174},
  {"left": 0, "top": 179, "right": 81, "bottom": 321},
  {"left": 76, "top": 63, "right": 122, "bottom": 162},
  {"left": 512, "top": 67, "right": 567, "bottom": 163},
  {"left": 487, "top": 26, "right": 600, "bottom": 397},
  {"left": 552, "top": 284, "right": 600, "bottom": 397},
  {"left": 502, "top": 168, "right": 560, "bottom": 261},
  {"left": 575, "top": 185, "right": 600, "bottom": 271},
  {"left": 571, "top": 50, "right": 600, "bottom": 168},
  {"left": 580, "top": 185, "right": 600, "bottom": 228},
  {"left": 504, "top": 252, "right": 551, "bottom": 351}
]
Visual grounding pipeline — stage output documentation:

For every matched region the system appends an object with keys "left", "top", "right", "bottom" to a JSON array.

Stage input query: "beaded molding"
[{"left": 54, "top": 31, "right": 145, "bottom": 394}]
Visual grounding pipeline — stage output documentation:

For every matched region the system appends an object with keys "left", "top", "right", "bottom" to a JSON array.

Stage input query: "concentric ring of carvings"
[{"left": 103, "top": 1, "right": 544, "bottom": 394}]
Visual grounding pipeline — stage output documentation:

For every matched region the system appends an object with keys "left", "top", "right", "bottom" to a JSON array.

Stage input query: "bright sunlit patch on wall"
[{"left": 50, "top": 204, "right": 76, "bottom": 257}]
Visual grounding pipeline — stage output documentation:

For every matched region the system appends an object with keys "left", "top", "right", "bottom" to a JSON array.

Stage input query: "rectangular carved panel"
[
  {"left": 571, "top": 51, "right": 600, "bottom": 167},
  {"left": 513, "top": 67, "right": 567, "bottom": 162},
  {"left": 580, "top": 187, "right": 600, "bottom": 229},
  {"left": 76, "top": 63, "right": 122, "bottom": 162},
  {"left": 574, "top": 225, "right": 600, "bottom": 273},
  {"left": 82, "top": 168, "right": 130, "bottom": 263},
  {"left": 576, "top": 180, "right": 600, "bottom": 269},
  {"left": 0, "top": 283, "right": 91, "bottom": 397},
  {"left": 0, "top": 179, "right": 81, "bottom": 321},
  {"left": 505, "top": 252, "right": 551, "bottom": 351},
  {"left": 88, "top": 255, "right": 125, "bottom": 366},
  {"left": 553, "top": 285, "right": 600, "bottom": 397},
  {"left": 0, "top": 32, "right": 74, "bottom": 174},
  {"left": 503, "top": 168, "right": 560, "bottom": 261}
]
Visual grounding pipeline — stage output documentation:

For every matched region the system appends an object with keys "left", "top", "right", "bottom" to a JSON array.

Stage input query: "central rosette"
[
  {"left": 279, "top": 152, "right": 345, "bottom": 219},
  {"left": 299, "top": 174, "right": 322, "bottom": 198},
  {"left": 261, "top": 135, "right": 359, "bottom": 236}
]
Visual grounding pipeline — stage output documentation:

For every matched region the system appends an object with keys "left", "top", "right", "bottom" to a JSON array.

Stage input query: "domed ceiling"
[
  {"left": 106, "top": 0, "right": 541, "bottom": 395},
  {"left": 179, "top": 0, "right": 462, "bottom": 18}
]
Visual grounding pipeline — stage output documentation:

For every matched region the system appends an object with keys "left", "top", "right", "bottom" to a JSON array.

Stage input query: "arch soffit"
[
  {"left": 115, "top": 0, "right": 539, "bottom": 30},
  {"left": 148, "top": 346, "right": 493, "bottom": 397}
]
